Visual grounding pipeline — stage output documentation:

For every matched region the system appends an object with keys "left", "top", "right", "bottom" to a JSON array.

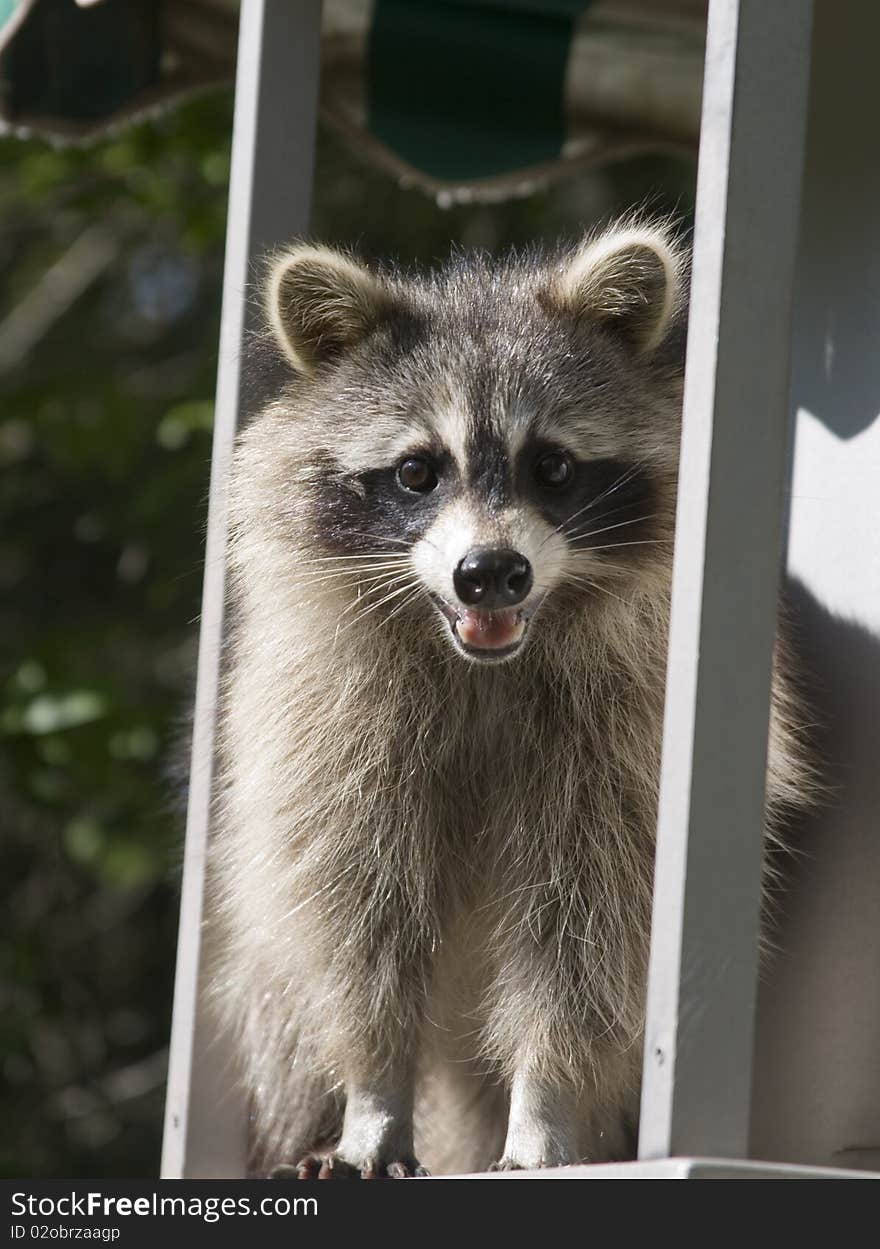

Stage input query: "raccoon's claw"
[
  {"left": 487, "top": 1156, "right": 558, "bottom": 1171},
  {"left": 290, "top": 1153, "right": 355, "bottom": 1179},
  {"left": 288, "top": 1152, "right": 427, "bottom": 1179},
  {"left": 488, "top": 1156, "right": 581, "bottom": 1172},
  {"left": 267, "top": 1163, "right": 301, "bottom": 1179},
  {"left": 386, "top": 1160, "right": 430, "bottom": 1179}
]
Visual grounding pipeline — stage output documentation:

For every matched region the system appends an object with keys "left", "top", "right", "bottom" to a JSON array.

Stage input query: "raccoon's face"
[
  {"left": 263, "top": 226, "right": 684, "bottom": 663},
  {"left": 402, "top": 440, "right": 649, "bottom": 661}
]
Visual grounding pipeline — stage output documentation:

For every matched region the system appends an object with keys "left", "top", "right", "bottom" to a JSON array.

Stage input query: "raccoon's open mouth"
[{"left": 431, "top": 596, "right": 531, "bottom": 661}]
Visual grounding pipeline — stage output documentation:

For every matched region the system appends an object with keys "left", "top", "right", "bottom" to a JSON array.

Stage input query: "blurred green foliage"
[
  {"left": 0, "top": 86, "right": 694, "bottom": 1177},
  {"left": 1, "top": 92, "right": 232, "bottom": 1179}
]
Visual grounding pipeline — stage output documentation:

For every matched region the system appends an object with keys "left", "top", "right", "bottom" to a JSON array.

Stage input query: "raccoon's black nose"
[{"left": 453, "top": 548, "right": 533, "bottom": 610}]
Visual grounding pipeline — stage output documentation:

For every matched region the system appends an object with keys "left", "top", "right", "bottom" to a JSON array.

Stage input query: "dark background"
[{"left": 0, "top": 91, "right": 694, "bottom": 1178}]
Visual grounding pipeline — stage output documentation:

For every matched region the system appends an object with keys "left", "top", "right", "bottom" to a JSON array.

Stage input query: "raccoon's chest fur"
[{"left": 279, "top": 601, "right": 668, "bottom": 960}]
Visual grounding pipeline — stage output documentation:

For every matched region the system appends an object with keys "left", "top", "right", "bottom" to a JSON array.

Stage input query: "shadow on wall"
[
  {"left": 785, "top": 0, "right": 880, "bottom": 443},
  {"left": 751, "top": 579, "right": 880, "bottom": 1169}
]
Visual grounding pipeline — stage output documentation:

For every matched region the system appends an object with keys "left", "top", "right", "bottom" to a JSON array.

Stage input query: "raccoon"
[{"left": 207, "top": 221, "right": 814, "bottom": 1177}]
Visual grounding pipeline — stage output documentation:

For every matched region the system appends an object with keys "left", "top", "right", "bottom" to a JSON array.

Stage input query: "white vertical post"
[
  {"left": 638, "top": 0, "right": 814, "bottom": 1160},
  {"left": 161, "top": 0, "right": 322, "bottom": 1179}
]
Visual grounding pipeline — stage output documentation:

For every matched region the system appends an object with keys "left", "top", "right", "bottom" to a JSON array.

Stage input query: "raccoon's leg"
[
  {"left": 483, "top": 888, "right": 645, "bottom": 1169},
  {"left": 295, "top": 1066, "right": 427, "bottom": 1179},
  {"left": 488, "top": 1055, "right": 639, "bottom": 1171},
  {"left": 490, "top": 1067, "right": 581, "bottom": 1171},
  {"left": 288, "top": 909, "right": 435, "bottom": 1178}
]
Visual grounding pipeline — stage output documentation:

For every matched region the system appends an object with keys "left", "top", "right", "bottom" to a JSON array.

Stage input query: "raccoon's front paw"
[
  {"left": 487, "top": 1157, "right": 521, "bottom": 1172},
  {"left": 285, "top": 1152, "right": 428, "bottom": 1179},
  {"left": 488, "top": 1154, "right": 580, "bottom": 1172}
]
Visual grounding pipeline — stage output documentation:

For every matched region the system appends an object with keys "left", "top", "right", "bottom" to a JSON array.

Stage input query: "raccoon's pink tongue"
[{"left": 456, "top": 608, "right": 524, "bottom": 650}]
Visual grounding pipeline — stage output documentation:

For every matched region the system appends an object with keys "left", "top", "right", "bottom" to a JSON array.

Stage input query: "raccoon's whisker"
[
  {"left": 586, "top": 458, "right": 647, "bottom": 507},
  {"left": 343, "top": 530, "right": 442, "bottom": 556},
  {"left": 378, "top": 586, "right": 427, "bottom": 630},
  {"left": 298, "top": 566, "right": 411, "bottom": 585},
  {"left": 537, "top": 462, "right": 647, "bottom": 552},
  {"left": 335, "top": 579, "right": 421, "bottom": 636},
  {"left": 351, "top": 579, "right": 422, "bottom": 622},
  {"left": 299, "top": 560, "right": 412, "bottom": 579},
  {"left": 565, "top": 513, "right": 658, "bottom": 545},
  {"left": 553, "top": 498, "right": 654, "bottom": 549},
  {"left": 334, "top": 572, "right": 416, "bottom": 621},
  {"left": 299, "top": 579, "right": 406, "bottom": 605},
  {"left": 356, "top": 534, "right": 410, "bottom": 547},
  {"left": 559, "top": 464, "right": 643, "bottom": 532},
  {"left": 299, "top": 563, "right": 413, "bottom": 588},
  {"left": 298, "top": 564, "right": 410, "bottom": 581},
  {"left": 300, "top": 549, "right": 410, "bottom": 560},
  {"left": 569, "top": 562, "right": 636, "bottom": 581},
  {"left": 348, "top": 566, "right": 415, "bottom": 582},
  {"left": 297, "top": 572, "right": 410, "bottom": 599},
  {"left": 536, "top": 496, "right": 644, "bottom": 558},
  {"left": 586, "top": 539, "right": 672, "bottom": 553},
  {"left": 566, "top": 512, "right": 656, "bottom": 542},
  {"left": 299, "top": 553, "right": 411, "bottom": 566},
  {"left": 560, "top": 572, "right": 632, "bottom": 608},
  {"left": 575, "top": 460, "right": 643, "bottom": 515}
]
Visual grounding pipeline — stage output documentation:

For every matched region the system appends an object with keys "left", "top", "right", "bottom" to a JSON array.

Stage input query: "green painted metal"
[
  {"left": 368, "top": 0, "right": 592, "bottom": 181},
  {"left": 3, "top": 0, "right": 160, "bottom": 121}
]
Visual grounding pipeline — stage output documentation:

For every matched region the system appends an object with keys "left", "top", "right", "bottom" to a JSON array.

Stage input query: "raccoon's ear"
[
  {"left": 541, "top": 223, "right": 685, "bottom": 354},
  {"left": 265, "top": 244, "right": 397, "bottom": 374}
]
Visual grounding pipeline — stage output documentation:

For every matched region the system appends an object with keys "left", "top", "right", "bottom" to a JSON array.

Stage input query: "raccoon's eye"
[
  {"left": 397, "top": 456, "right": 438, "bottom": 494},
  {"left": 534, "top": 451, "right": 573, "bottom": 489}
]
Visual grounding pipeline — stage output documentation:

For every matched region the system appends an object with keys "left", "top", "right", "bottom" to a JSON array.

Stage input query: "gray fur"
[{"left": 205, "top": 221, "right": 816, "bottom": 1176}]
